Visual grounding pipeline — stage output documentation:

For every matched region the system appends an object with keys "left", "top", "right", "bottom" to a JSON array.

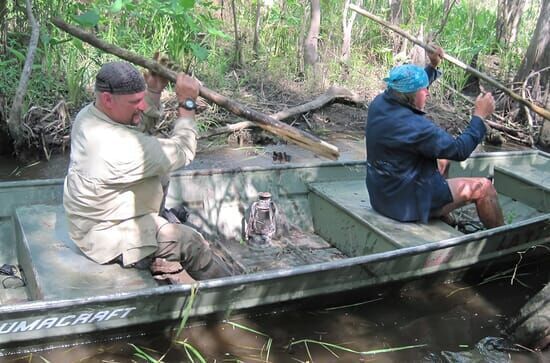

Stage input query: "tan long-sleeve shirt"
[{"left": 63, "top": 102, "right": 197, "bottom": 265}]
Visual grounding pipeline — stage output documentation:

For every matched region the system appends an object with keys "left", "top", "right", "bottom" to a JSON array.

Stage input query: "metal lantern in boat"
[{"left": 245, "top": 192, "right": 278, "bottom": 246}]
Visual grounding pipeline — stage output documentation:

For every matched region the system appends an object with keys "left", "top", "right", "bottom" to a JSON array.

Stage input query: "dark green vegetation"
[{"left": 0, "top": 0, "right": 545, "bottom": 158}]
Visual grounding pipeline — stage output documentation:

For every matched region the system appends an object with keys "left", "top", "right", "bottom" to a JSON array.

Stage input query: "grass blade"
[
  {"left": 175, "top": 285, "right": 198, "bottom": 337},
  {"left": 289, "top": 339, "right": 427, "bottom": 356}
]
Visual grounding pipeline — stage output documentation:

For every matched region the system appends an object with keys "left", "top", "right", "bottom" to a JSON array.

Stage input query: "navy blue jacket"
[{"left": 365, "top": 67, "right": 486, "bottom": 223}]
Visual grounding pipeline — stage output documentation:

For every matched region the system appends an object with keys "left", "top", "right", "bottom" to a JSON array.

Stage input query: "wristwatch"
[{"left": 178, "top": 98, "right": 197, "bottom": 111}]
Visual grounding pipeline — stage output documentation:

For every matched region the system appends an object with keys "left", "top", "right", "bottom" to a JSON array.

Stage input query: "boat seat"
[
  {"left": 494, "top": 164, "right": 550, "bottom": 213},
  {"left": 15, "top": 204, "right": 157, "bottom": 301},
  {"left": 308, "top": 180, "right": 463, "bottom": 256}
]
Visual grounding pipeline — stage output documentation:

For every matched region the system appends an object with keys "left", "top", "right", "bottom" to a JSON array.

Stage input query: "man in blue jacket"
[{"left": 366, "top": 49, "right": 504, "bottom": 229}]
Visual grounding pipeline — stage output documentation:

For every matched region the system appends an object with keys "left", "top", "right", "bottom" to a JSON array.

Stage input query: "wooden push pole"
[
  {"left": 349, "top": 4, "right": 550, "bottom": 121},
  {"left": 52, "top": 19, "right": 340, "bottom": 160}
]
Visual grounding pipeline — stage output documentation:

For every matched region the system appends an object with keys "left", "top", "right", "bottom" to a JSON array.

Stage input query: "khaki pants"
[{"left": 154, "top": 222, "right": 213, "bottom": 272}]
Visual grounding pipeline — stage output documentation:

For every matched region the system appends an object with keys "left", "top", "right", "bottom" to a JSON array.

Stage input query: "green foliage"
[
  {"left": 74, "top": 0, "right": 229, "bottom": 70},
  {"left": 1, "top": 0, "right": 542, "bottom": 136}
]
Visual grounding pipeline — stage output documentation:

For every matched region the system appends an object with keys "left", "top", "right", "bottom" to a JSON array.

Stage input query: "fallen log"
[
  {"left": 271, "top": 85, "right": 363, "bottom": 121},
  {"left": 349, "top": 4, "right": 550, "bottom": 121},
  {"left": 507, "top": 282, "right": 550, "bottom": 351},
  {"left": 200, "top": 85, "right": 363, "bottom": 139},
  {"left": 52, "top": 18, "right": 340, "bottom": 160}
]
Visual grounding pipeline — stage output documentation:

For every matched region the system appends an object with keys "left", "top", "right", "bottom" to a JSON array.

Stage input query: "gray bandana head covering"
[{"left": 95, "top": 61, "right": 146, "bottom": 94}]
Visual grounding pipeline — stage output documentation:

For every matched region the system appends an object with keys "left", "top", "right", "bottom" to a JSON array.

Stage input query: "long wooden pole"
[
  {"left": 349, "top": 4, "right": 550, "bottom": 121},
  {"left": 52, "top": 18, "right": 340, "bottom": 160}
]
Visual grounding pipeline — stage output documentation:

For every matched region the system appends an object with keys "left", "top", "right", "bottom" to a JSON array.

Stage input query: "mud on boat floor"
[{"left": 216, "top": 228, "right": 346, "bottom": 274}]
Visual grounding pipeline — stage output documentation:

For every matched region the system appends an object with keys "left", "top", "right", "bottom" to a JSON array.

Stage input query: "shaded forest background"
[{"left": 0, "top": 0, "right": 549, "bottom": 161}]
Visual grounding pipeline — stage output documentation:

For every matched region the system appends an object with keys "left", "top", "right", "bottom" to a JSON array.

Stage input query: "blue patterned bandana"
[{"left": 384, "top": 64, "right": 428, "bottom": 93}]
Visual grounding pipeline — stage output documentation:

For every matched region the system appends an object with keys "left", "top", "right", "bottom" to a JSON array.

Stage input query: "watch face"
[
  {"left": 178, "top": 98, "right": 197, "bottom": 111},
  {"left": 182, "top": 98, "right": 196, "bottom": 110}
]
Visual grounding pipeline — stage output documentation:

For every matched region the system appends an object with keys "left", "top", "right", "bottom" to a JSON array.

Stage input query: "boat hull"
[{"left": 1, "top": 150, "right": 549, "bottom": 351}]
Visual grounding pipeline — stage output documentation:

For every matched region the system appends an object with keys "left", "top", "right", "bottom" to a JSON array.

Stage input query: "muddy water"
[{"left": 1, "top": 139, "right": 548, "bottom": 362}]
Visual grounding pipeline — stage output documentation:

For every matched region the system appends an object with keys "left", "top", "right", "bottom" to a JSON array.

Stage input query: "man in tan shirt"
[{"left": 63, "top": 61, "right": 227, "bottom": 281}]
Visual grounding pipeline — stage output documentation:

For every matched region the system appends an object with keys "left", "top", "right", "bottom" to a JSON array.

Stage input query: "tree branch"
[
  {"left": 52, "top": 18, "right": 340, "bottom": 160},
  {"left": 200, "top": 86, "right": 363, "bottom": 139},
  {"left": 349, "top": 4, "right": 550, "bottom": 120}
]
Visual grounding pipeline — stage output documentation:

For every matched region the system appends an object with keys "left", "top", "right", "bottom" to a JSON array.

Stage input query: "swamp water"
[{"left": 2, "top": 261, "right": 549, "bottom": 362}]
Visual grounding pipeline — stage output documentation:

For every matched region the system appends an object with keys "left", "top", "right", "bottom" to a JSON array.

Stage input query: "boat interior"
[{"left": 1, "top": 151, "right": 549, "bottom": 306}]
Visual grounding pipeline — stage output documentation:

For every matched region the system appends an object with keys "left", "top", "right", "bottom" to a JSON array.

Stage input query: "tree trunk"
[
  {"left": 303, "top": 0, "right": 320, "bottom": 68},
  {"left": 7, "top": 0, "right": 39, "bottom": 158},
  {"left": 389, "top": 0, "right": 402, "bottom": 25},
  {"left": 507, "top": 282, "right": 550, "bottom": 350},
  {"left": 231, "top": 0, "right": 242, "bottom": 68},
  {"left": 433, "top": 0, "right": 458, "bottom": 40},
  {"left": 388, "top": 0, "right": 402, "bottom": 51},
  {"left": 496, "top": 0, "right": 526, "bottom": 48},
  {"left": 0, "top": 0, "right": 7, "bottom": 54},
  {"left": 212, "top": 0, "right": 224, "bottom": 20},
  {"left": 341, "top": 0, "right": 358, "bottom": 62},
  {"left": 514, "top": 0, "right": 550, "bottom": 146},
  {"left": 515, "top": 0, "right": 550, "bottom": 86},
  {"left": 537, "top": 92, "right": 550, "bottom": 149},
  {"left": 252, "top": 0, "right": 262, "bottom": 58}
]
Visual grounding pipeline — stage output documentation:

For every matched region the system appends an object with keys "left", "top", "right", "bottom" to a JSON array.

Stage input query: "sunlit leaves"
[
  {"left": 63, "top": 0, "right": 228, "bottom": 67},
  {"left": 207, "top": 27, "right": 231, "bottom": 40},
  {"left": 8, "top": 47, "right": 26, "bottom": 62},
  {"left": 171, "top": 0, "right": 196, "bottom": 12},
  {"left": 109, "top": 0, "right": 125, "bottom": 13},
  {"left": 73, "top": 9, "right": 99, "bottom": 27},
  {"left": 190, "top": 43, "right": 209, "bottom": 60}
]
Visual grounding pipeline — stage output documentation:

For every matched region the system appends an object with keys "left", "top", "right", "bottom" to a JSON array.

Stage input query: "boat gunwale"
[{"left": 0, "top": 149, "right": 545, "bottom": 189}]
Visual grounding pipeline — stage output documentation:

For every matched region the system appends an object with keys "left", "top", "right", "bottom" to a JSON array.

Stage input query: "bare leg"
[{"left": 437, "top": 177, "right": 504, "bottom": 228}]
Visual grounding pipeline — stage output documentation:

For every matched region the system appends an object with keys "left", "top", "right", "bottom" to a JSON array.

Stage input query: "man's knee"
[
  {"left": 157, "top": 223, "right": 213, "bottom": 269},
  {"left": 449, "top": 177, "right": 496, "bottom": 203},
  {"left": 478, "top": 178, "right": 497, "bottom": 199}
]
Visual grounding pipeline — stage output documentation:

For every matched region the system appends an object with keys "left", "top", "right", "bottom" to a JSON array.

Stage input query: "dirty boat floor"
[{"left": 216, "top": 230, "right": 347, "bottom": 274}]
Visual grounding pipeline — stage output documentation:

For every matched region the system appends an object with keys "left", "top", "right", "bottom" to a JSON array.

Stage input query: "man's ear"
[{"left": 100, "top": 92, "right": 114, "bottom": 109}]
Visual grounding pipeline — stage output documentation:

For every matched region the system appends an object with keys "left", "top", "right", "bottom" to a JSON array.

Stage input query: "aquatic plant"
[
  {"left": 225, "top": 320, "right": 273, "bottom": 362},
  {"left": 288, "top": 339, "right": 427, "bottom": 360},
  {"left": 130, "top": 285, "right": 205, "bottom": 362}
]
